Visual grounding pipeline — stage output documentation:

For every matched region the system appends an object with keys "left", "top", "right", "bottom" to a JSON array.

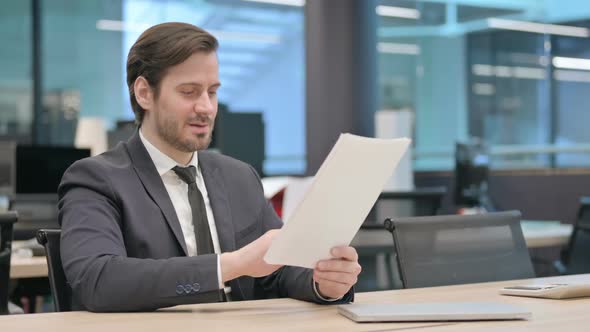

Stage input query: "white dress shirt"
[{"left": 139, "top": 130, "right": 229, "bottom": 294}]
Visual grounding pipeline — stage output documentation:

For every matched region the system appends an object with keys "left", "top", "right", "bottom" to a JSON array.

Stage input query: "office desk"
[
  {"left": 520, "top": 221, "right": 573, "bottom": 248},
  {"left": 353, "top": 220, "right": 573, "bottom": 249},
  {"left": 0, "top": 274, "right": 588, "bottom": 331},
  {"left": 9, "top": 256, "right": 48, "bottom": 279}
]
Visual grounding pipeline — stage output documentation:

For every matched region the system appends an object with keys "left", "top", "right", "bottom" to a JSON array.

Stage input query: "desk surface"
[
  {"left": 353, "top": 220, "right": 573, "bottom": 249},
  {"left": 9, "top": 256, "right": 48, "bottom": 279},
  {"left": 1, "top": 274, "right": 588, "bottom": 332}
]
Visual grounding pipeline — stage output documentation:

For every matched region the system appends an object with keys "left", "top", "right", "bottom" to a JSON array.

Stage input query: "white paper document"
[{"left": 264, "top": 133, "right": 411, "bottom": 268}]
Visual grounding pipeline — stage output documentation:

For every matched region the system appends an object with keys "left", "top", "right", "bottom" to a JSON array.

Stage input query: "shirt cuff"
[
  {"left": 217, "top": 254, "right": 224, "bottom": 289},
  {"left": 313, "top": 281, "right": 342, "bottom": 302}
]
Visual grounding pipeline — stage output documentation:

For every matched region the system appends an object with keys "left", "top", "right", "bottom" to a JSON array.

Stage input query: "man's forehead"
[{"left": 163, "top": 53, "right": 219, "bottom": 84}]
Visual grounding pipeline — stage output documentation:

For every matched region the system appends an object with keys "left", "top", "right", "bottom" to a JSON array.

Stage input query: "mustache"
[{"left": 187, "top": 115, "right": 214, "bottom": 125}]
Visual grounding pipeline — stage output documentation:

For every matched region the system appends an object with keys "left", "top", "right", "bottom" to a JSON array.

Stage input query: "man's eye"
[{"left": 180, "top": 90, "right": 194, "bottom": 95}]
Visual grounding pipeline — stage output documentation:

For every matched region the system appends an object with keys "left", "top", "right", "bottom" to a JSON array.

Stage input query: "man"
[{"left": 58, "top": 22, "right": 361, "bottom": 312}]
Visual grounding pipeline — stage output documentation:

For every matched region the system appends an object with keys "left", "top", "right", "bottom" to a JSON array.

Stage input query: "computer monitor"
[{"left": 15, "top": 145, "right": 91, "bottom": 194}]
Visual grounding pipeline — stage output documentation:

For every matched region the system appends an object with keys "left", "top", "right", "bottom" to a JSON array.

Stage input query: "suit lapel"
[
  {"left": 198, "top": 152, "right": 236, "bottom": 253},
  {"left": 125, "top": 131, "right": 188, "bottom": 255},
  {"left": 199, "top": 151, "right": 246, "bottom": 300}
]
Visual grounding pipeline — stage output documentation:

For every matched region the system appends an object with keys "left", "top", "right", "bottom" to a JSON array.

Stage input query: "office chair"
[
  {"left": 36, "top": 229, "right": 71, "bottom": 312},
  {"left": 356, "top": 187, "right": 447, "bottom": 291},
  {"left": 0, "top": 211, "right": 18, "bottom": 315},
  {"left": 555, "top": 197, "right": 590, "bottom": 275},
  {"left": 384, "top": 211, "right": 534, "bottom": 288},
  {"left": 364, "top": 186, "right": 447, "bottom": 228}
]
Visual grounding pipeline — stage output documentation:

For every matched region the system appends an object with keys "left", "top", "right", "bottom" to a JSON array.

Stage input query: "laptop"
[{"left": 338, "top": 302, "right": 531, "bottom": 322}]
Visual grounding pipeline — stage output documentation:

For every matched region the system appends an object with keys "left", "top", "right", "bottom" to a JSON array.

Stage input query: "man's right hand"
[{"left": 220, "top": 229, "right": 283, "bottom": 282}]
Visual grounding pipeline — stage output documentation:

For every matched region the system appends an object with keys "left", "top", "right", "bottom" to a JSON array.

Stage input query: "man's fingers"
[
  {"left": 330, "top": 246, "right": 359, "bottom": 261},
  {"left": 313, "top": 276, "right": 352, "bottom": 296},
  {"left": 313, "top": 271, "right": 358, "bottom": 285},
  {"left": 316, "top": 259, "right": 362, "bottom": 274}
]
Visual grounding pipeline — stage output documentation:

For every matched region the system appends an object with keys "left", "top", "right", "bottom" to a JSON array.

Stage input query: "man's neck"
[{"left": 140, "top": 125, "right": 192, "bottom": 166}]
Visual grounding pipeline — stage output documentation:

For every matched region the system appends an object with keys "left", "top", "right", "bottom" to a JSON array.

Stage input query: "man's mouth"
[{"left": 187, "top": 122, "right": 210, "bottom": 134}]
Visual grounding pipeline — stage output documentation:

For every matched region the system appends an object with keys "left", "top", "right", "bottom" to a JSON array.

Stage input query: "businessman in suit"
[{"left": 58, "top": 22, "right": 360, "bottom": 312}]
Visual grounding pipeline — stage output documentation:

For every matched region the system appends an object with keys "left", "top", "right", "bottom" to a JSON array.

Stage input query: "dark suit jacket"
[{"left": 58, "top": 132, "right": 352, "bottom": 312}]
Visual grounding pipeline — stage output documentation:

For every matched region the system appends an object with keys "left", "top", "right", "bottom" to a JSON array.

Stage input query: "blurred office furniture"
[
  {"left": 356, "top": 186, "right": 446, "bottom": 291},
  {"left": 9, "top": 256, "right": 48, "bottom": 279},
  {"left": 384, "top": 211, "right": 534, "bottom": 289},
  {"left": 8, "top": 145, "right": 90, "bottom": 240},
  {"left": 0, "top": 211, "right": 18, "bottom": 315},
  {"left": 555, "top": 197, "right": 590, "bottom": 275},
  {"left": 521, "top": 221, "right": 573, "bottom": 249},
  {"left": 375, "top": 110, "right": 414, "bottom": 191},
  {"left": 454, "top": 138, "right": 495, "bottom": 212},
  {"left": 0, "top": 141, "right": 16, "bottom": 196},
  {"left": 15, "top": 145, "right": 89, "bottom": 194},
  {"left": 0, "top": 144, "right": 90, "bottom": 196},
  {"left": 354, "top": 220, "right": 572, "bottom": 250},
  {"left": 212, "top": 108, "right": 265, "bottom": 177},
  {"left": 108, "top": 120, "right": 136, "bottom": 148},
  {"left": 42, "top": 90, "right": 80, "bottom": 146},
  {"left": 364, "top": 186, "right": 446, "bottom": 228},
  {"left": 9, "top": 248, "right": 49, "bottom": 313},
  {"left": 37, "top": 229, "right": 70, "bottom": 312},
  {"left": 10, "top": 195, "right": 58, "bottom": 241},
  {"left": 75, "top": 117, "right": 107, "bottom": 156}
]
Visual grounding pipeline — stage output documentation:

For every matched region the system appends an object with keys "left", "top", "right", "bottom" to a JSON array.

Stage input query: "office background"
[
  {"left": 2, "top": 0, "right": 590, "bottom": 316},
  {"left": 2, "top": 0, "right": 590, "bottom": 221},
  {"left": 3, "top": 0, "right": 590, "bottom": 172}
]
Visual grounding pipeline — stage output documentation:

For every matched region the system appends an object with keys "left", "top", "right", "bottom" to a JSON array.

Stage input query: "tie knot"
[{"left": 173, "top": 165, "right": 197, "bottom": 184}]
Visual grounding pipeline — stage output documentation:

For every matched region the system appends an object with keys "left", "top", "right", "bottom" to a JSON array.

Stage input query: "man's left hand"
[{"left": 313, "top": 246, "right": 361, "bottom": 300}]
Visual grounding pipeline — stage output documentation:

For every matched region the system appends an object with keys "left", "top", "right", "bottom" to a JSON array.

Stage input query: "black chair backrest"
[
  {"left": 364, "top": 187, "right": 446, "bottom": 227},
  {"left": 36, "top": 229, "right": 71, "bottom": 312},
  {"left": 0, "top": 211, "right": 18, "bottom": 315},
  {"left": 385, "top": 210, "right": 534, "bottom": 289},
  {"left": 562, "top": 197, "right": 590, "bottom": 274}
]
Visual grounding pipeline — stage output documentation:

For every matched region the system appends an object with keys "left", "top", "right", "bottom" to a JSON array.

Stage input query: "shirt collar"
[{"left": 139, "top": 128, "right": 199, "bottom": 176}]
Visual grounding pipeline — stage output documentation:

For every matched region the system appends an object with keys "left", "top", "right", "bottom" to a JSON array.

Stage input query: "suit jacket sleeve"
[
  {"left": 58, "top": 158, "right": 220, "bottom": 312},
  {"left": 245, "top": 166, "right": 354, "bottom": 304}
]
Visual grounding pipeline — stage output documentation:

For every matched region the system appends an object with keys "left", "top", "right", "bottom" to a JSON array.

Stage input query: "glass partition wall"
[{"left": 377, "top": 0, "right": 590, "bottom": 170}]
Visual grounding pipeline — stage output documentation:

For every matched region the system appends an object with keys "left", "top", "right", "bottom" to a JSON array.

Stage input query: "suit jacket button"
[
  {"left": 192, "top": 283, "right": 201, "bottom": 292},
  {"left": 176, "top": 285, "right": 185, "bottom": 295}
]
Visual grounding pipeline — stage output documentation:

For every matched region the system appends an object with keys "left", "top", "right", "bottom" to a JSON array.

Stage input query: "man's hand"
[
  {"left": 313, "top": 246, "right": 361, "bottom": 299},
  {"left": 220, "top": 229, "right": 283, "bottom": 282}
]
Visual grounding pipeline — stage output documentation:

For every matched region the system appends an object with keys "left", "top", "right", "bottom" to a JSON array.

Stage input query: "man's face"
[{"left": 146, "top": 51, "right": 220, "bottom": 152}]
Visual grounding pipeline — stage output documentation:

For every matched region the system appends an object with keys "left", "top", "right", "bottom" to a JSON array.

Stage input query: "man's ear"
[{"left": 134, "top": 76, "right": 154, "bottom": 111}]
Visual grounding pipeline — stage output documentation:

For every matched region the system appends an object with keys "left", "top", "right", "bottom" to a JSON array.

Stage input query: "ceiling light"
[
  {"left": 377, "top": 42, "right": 420, "bottom": 55},
  {"left": 242, "top": 0, "right": 304, "bottom": 7},
  {"left": 376, "top": 5, "right": 420, "bottom": 19},
  {"left": 473, "top": 83, "right": 495, "bottom": 96},
  {"left": 487, "top": 18, "right": 590, "bottom": 38},
  {"left": 553, "top": 56, "right": 590, "bottom": 71},
  {"left": 96, "top": 19, "right": 150, "bottom": 32}
]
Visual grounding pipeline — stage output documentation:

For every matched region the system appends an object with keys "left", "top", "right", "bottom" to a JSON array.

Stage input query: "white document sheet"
[{"left": 264, "top": 133, "right": 411, "bottom": 268}]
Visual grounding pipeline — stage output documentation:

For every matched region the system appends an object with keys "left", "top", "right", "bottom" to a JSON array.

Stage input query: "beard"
[{"left": 156, "top": 113, "right": 214, "bottom": 152}]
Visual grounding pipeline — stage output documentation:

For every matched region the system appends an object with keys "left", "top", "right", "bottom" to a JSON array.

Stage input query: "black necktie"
[
  {"left": 173, "top": 165, "right": 226, "bottom": 302},
  {"left": 172, "top": 165, "right": 215, "bottom": 255}
]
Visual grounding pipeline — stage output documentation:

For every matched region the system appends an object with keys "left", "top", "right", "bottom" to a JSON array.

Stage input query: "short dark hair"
[{"left": 126, "top": 22, "right": 218, "bottom": 124}]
